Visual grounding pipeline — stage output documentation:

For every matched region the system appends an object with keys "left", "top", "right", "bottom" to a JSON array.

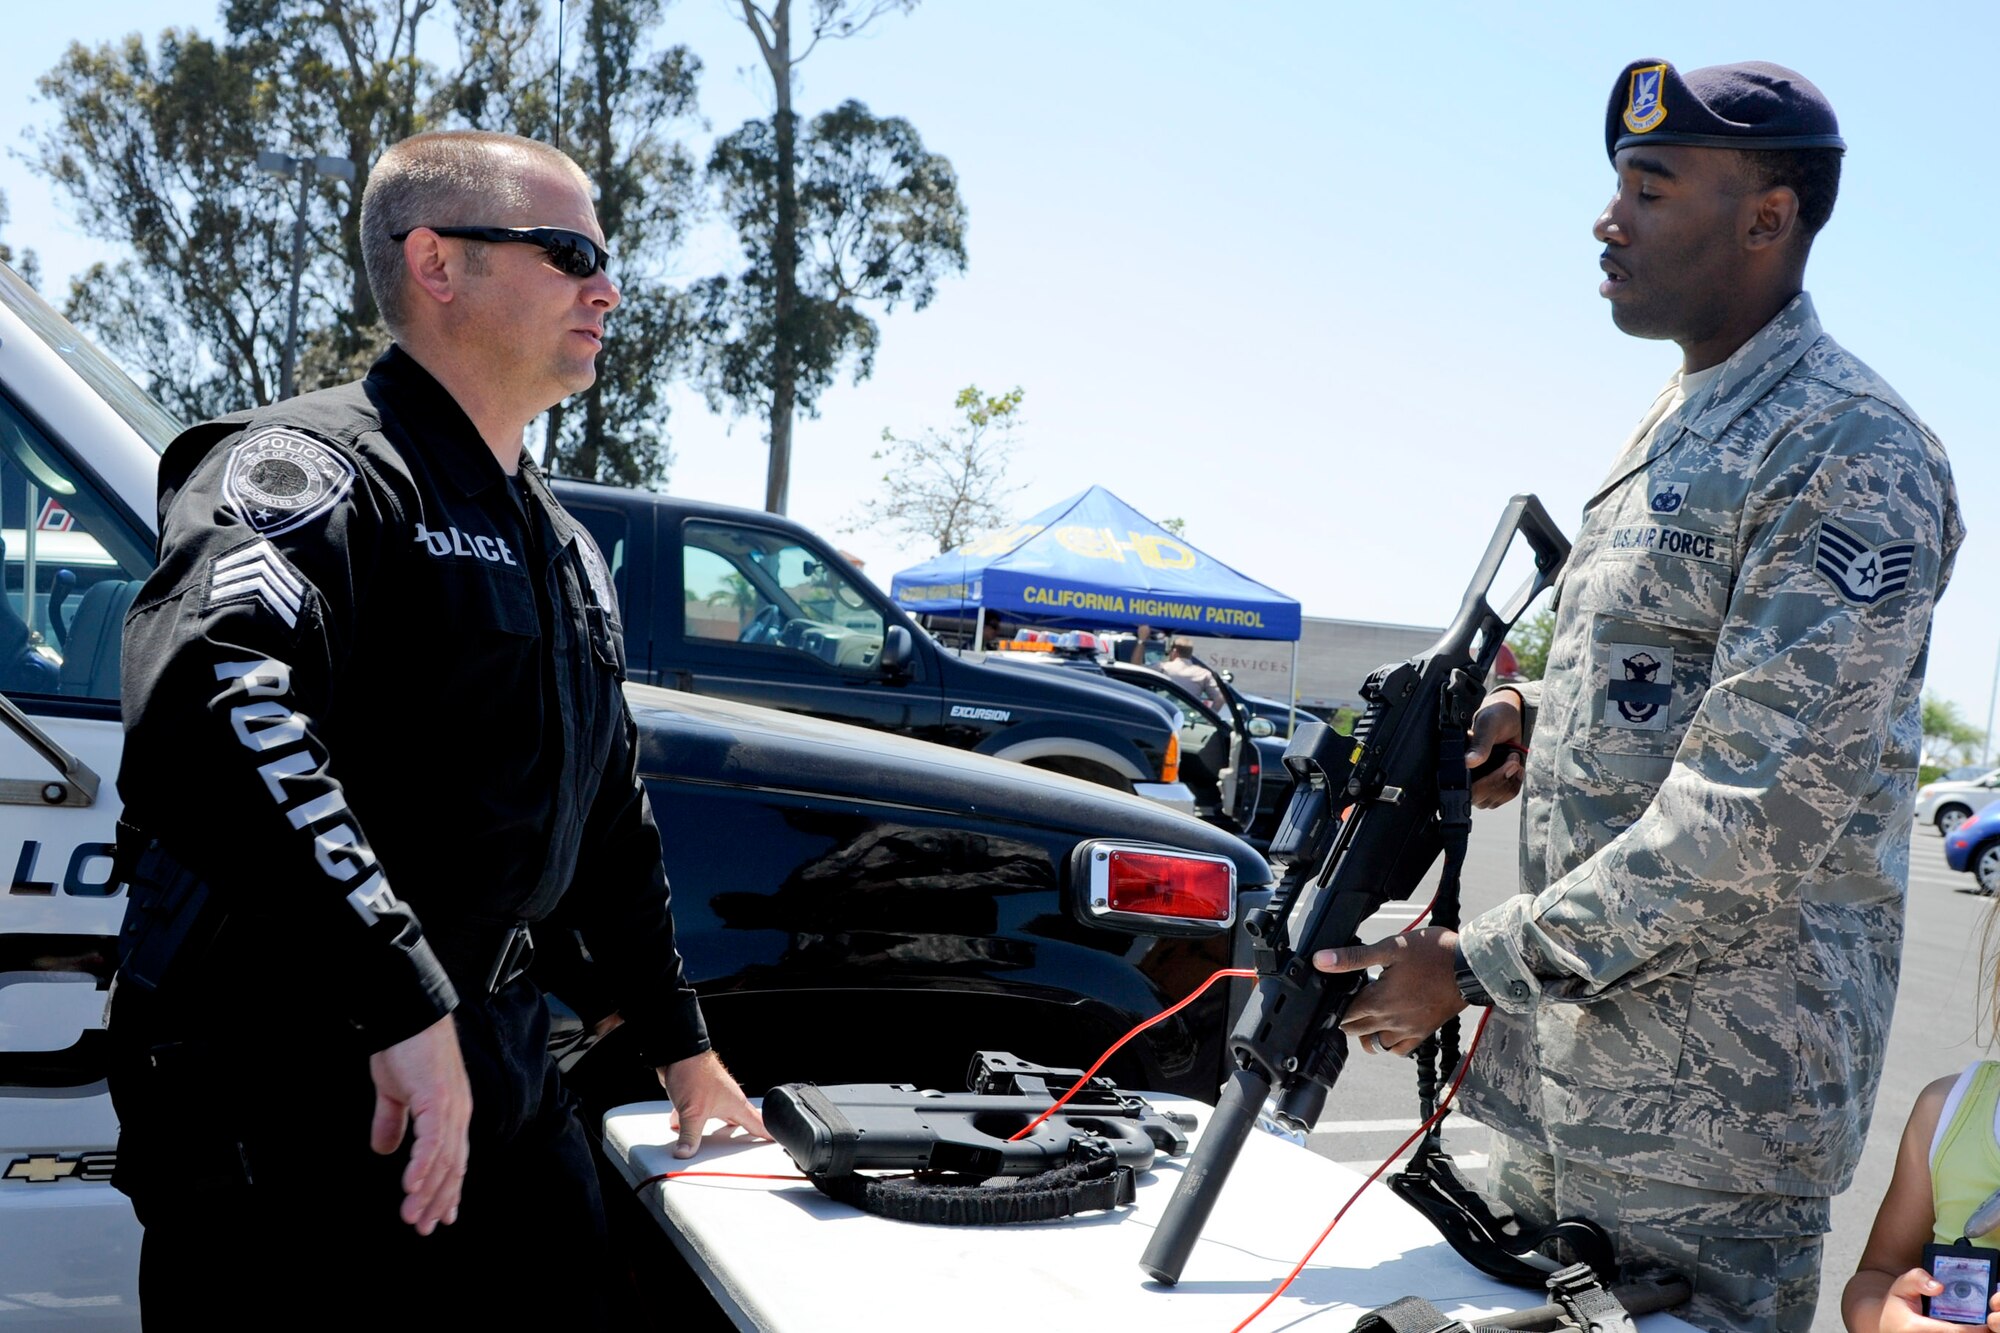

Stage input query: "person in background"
[
  {"left": 1841, "top": 990, "right": 2000, "bottom": 1333},
  {"left": 1159, "top": 634, "right": 1230, "bottom": 719}
]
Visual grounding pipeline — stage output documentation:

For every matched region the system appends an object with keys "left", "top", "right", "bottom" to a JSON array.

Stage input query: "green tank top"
[{"left": 1934, "top": 1061, "right": 2000, "bottom": 1248}]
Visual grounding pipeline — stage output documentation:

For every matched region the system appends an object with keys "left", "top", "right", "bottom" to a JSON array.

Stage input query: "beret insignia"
[{"left": 1623, "top": 64, "right": 1669, "bottom": 135}]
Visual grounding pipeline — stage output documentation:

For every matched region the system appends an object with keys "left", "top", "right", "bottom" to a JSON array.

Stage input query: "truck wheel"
[{"left": 1024, "top": 756, "right": 1128, "bottom": 791}]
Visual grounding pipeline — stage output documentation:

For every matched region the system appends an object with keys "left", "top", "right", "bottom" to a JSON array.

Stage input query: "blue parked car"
[{"left": 1944, "top": 801, "right": 2000, "bottom": 894}]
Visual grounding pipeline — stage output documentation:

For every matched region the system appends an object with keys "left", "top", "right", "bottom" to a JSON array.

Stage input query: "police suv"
[{"left": 0, "top": 262, "right": 1269, "bottom": 1325}]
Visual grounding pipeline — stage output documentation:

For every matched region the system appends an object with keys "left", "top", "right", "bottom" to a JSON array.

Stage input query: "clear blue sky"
[{"left": 5, "top": 2, "right": 1996, "bottom": 735}]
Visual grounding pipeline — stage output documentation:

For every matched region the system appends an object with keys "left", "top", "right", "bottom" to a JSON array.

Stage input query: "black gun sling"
[
  {"left": 804, "top": 1140, "right": 1136, "bottom": 1225},
  {"left": 1355, "top": 1264, "right": 1689, "bottom": 1333},
  {"left": 1385, "top": 710, "right": 1618, "bottom": 1286}
]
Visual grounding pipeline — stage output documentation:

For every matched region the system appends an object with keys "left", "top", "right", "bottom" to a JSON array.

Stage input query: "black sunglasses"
[{"left": 393, "top": 225, "right": 612, "bottom": 279}]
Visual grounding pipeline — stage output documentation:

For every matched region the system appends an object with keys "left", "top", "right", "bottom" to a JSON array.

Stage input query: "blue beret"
[{"left": 1606, "top": 59, "right": 1846, "bottom": 160}]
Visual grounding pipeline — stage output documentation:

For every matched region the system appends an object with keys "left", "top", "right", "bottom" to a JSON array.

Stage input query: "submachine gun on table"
[
  {"left": 765, "top": 1050, "right": 1193, "bottom": 1224},
  {"left": 1141, "top": 494, "right": 1580, "bottom": 1287}
]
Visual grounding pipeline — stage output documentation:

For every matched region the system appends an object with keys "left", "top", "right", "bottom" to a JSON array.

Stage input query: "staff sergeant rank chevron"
[{"left": 1815, "top": 518, "right": 1917, "bottom": 605}]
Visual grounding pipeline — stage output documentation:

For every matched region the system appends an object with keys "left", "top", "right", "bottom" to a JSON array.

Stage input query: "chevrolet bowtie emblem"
[{"left": 5, "top": 1155, "right": 79, "bottom": 1183}]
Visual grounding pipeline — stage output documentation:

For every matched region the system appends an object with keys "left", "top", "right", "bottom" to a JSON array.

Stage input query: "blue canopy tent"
[{"left": 891, "top": 485, "right": 1304, "bottom": 717}]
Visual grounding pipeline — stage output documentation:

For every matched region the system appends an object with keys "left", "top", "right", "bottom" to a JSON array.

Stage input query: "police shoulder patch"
[
  {"left": 221, "top": 428, "right": 356, "bottom": 537},
  {"left": 1815, "top": 518, "right": 1918, "bottom": 606}
]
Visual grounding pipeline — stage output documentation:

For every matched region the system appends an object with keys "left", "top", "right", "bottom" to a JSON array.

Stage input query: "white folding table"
[{"left": 602, "top": 1096, "right": 1701, "bottom": 1333}]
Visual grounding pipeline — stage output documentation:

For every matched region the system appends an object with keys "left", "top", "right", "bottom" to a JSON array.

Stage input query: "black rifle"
[
  {"left": 1140, "top": 494, "right": 1569, "bottom": 1285},
  {"left": 766, "top": 1051, "right": 1193, "bottom": 1225}
]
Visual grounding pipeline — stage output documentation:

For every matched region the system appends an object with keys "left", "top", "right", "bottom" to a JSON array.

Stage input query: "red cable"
[
  {"left": 634, "top": 966, "right": 1262, "bottom": 1191},
  {"left": 631, "top": 1168, "right": 807, "bottom": 1193},
  {"left": 1227, "top": 1006, "right": 1494, "bottom": 1333},
  {"left": 640, "top": 880, "right": 1474, "bottom": 1333},
  {"left": 1007, "top": 966, "right": 1257, "bottom": 1143},
  {"left": 1009, "top": 870, "right": 1450, "bottom": 1139}
]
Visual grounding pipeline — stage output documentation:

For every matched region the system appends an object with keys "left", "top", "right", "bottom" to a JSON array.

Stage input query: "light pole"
[
  {"left": 255, "top": 149, "right": 356, "bottom": 400},
  {"left": 1985, "top": 634, "right": 2000, "bottom": 768}
]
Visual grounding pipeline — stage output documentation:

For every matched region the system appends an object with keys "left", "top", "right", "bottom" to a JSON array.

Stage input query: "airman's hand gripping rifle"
[{"left": 1140, "top": 495, "right": 1569, "bottom": 1285}]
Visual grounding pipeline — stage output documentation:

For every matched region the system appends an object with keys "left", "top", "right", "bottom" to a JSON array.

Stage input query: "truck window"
[
  {"left": 682, "top": 521, "right": 887, "bottom": 673},
  {"left": 1126, "top": 674, "right": 1224, "bottom": 752},
  {"left": 0, "top": 394, "right": 153, "bottom": 703}
]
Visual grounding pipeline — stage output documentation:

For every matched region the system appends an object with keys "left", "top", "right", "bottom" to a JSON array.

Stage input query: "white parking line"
[
  {"left": 1335, "top": 1152, "right": 1489, "bottom": 1175},
  {"left": 1312, "top": 1118, "right": 1436, "bottom": 1133}
]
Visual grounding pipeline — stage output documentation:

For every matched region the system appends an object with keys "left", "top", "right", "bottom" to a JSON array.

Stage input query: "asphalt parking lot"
[{"left": 1301, "top": 805, "right": 1992, "bottom": 1332}]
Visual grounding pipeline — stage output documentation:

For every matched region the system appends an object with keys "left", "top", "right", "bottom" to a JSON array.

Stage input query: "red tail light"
[{"left": 1077, "top": 843, "right": 1237, "bottom": 935}]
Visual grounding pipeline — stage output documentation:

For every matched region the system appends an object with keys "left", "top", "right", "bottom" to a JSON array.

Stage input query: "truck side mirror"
[{"left": 879, "top": 625, "right": 914, "bottom": 676}]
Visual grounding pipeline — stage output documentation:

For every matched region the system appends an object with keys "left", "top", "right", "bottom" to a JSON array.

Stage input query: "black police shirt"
[{"left": 118, "top": 346, "right": 708, "bottom": 1063}]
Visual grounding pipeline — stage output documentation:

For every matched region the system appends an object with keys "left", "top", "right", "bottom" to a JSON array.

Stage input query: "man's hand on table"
[{"left": 659, "top": 1049, "right": 770, "bottom": 1159}]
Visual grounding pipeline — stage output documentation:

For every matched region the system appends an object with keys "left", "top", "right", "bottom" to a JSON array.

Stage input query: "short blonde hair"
[{"left": 361, "top": 131, "right": 588, "bottom": 335}]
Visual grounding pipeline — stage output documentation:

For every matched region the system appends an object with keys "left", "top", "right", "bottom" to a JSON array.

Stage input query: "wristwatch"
[{"left": 1452, "top": 943, "right": 1494, "bottom": 1008}]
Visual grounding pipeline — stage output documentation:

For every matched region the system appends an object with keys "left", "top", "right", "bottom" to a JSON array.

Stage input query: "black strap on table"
[
  {"left": 1357, "top": 1262, "right": 1690, "bottom": 1333},
  {"left": 804, "top": 1139, "right": 1135, "bottom": 1225},
  {"left": 1355, "top": 1295, "right": 1474, "bottom": 1333}
]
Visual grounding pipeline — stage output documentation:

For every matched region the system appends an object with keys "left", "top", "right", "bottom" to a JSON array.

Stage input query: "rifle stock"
[{"left": 1140, "top": 495, "right": 1569, "bottom": 1285}]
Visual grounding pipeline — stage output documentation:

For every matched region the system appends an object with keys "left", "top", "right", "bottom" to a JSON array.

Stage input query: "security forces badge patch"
[
  {"left": 1623, "top": 64, "right": 1669, "bottom": 135},
  {"left": 221, "top": 429, "right": 356, "bottom": 537},
  {"left": 1605, "top": 642, "right": 1674, "bottom": 731},
  {"left": 1815, "top": 518, "right": 1917, "bottom": 606}
]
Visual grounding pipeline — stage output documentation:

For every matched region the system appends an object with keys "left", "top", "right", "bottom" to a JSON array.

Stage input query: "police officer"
[
  {"left": 1160, "top": 635, "right": 1230, "bottom": 718},
  {"left": 108, "top": 129, "right": 765, "bottom": 1326},
  {"left": 1315, "top": 61, "right": 1962, "bottom": 1333}
]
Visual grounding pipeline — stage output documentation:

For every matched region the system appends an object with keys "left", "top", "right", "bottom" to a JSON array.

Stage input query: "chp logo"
[{"left": 222, "top": 429, "right": 356, "bottom": 537}]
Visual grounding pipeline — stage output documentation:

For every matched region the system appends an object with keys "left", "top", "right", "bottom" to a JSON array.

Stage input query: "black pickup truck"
[
  {"left": 554, "top": 684, "right": 1268, "bottom": 1104},
  {"left": 547, "top": 479, "right": 1191, "bottom": 803}
]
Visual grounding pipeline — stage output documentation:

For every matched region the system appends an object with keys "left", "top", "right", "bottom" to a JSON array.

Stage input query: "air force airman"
[{"left": 1314, "top": 59, "right": 1963, "bottom": 1333}]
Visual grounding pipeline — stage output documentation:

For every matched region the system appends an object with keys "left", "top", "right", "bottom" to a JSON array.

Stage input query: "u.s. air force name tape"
[{"left": 1602, "top": 523, "right": 1726, "bottom": 565}]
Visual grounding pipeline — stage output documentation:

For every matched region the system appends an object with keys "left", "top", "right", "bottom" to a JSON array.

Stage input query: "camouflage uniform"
[{"left": 1454, "top": 293, "right": 1963, "bottom": 1330}]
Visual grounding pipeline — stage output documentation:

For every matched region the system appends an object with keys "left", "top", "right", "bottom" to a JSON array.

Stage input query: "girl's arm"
[{"left": 1843, "top": 1075, "right": 1975, "bottom": 1333}]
